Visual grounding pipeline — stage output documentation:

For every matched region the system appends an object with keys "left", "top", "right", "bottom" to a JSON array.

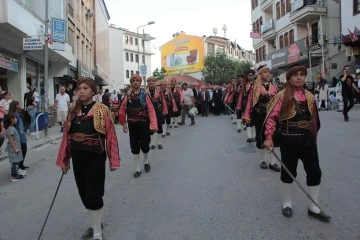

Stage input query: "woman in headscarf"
[{"left": 316, "top": 73, "right": 329, "bottom": 110}]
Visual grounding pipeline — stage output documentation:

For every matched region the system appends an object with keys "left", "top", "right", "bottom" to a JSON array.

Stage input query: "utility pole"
[
  {"left": 44, "top": 0, "right": 49, "bottom": 137},
  {"left": 143, "top": 29, "right": 146, "bottom": 86}
]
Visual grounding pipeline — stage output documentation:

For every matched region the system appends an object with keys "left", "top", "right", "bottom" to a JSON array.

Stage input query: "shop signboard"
[
  {"left": 52, "top": 18, "right": 67, "bottom": 43},
  {"left": 23, "top": 37, "right": 43, "bottom": 50},
  {"left": 250, "top": 32, "right": 261, "bottom": 39},
  {"left": 0, "top": 57, "right": 18, "bottom": 72}
]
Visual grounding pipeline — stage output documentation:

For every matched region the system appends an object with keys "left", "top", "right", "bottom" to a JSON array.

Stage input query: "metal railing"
[{"left": 291, "top": 0, "right": 326, "bottom": 14}]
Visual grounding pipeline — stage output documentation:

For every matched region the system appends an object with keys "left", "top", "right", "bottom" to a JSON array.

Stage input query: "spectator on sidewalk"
[
  {"left": 9, "top": 101, "right": 28, "bottom": 171},
  {"left": 0, "top": 92, "right": 12, "bottom": 120},
  {"left": 33, "top": 88, "right": 40, "bottom": 111},
  {"left": 102, "top": 89, "right": 110, "bottom": 109},
  {"left": 25, "top": 91, "right": 37, "bottom": 134},
  {"left": 179, "top": 83, "right": 195, "bottom": 126},
  {"left": 339, "top": 65, "right": 360, "bottom": 121},
  {"left": 316, "top": 74, "right": 329, "bottom": 110},
  {"left": 65, "top": 83, "right": 74, "bottom": 103},
  {"left": 5, "top": 113, "right": 25, "bottom": 182},
  {"left": 55, "top": 86, "right": 70, "bottom": 132}
]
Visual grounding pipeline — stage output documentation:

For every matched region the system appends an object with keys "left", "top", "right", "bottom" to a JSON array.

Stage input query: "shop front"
[{"left": 0, "top": 48, "right": 19, "bottom": 96}]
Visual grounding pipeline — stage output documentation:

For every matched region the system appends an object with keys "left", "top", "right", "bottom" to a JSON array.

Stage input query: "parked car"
[{"left": 328, "top": 81, "right": 342, "bottom": 102}]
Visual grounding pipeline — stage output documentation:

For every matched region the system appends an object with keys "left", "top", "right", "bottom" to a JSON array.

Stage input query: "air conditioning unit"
[{"left": 86, "top": 9, "right": 94, "bottom": 17}]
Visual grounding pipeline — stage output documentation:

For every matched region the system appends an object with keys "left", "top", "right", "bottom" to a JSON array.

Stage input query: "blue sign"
[
  {"left": 52, "top": 18, "right": 66, "bottom": 43},
  {"left": 141, "top": 65, "right": 147, "bottom": 76}
]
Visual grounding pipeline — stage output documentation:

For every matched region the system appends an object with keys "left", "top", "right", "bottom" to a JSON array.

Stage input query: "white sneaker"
[
  {"left": 17, "top": 169, "right": 27, "bottom": 176},
  {"left": 10, "top": 175, "right": 24, "bottom": 182},
  {"left": 31, "top": 132, "right": 38, "bottom": 136}
]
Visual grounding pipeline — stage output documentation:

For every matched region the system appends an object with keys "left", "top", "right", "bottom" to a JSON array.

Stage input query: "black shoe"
[
  {"left": 246, "top": 138, "right": 252, "bottom": 143},
  {"left": 237, "top": 129, "right": 241, "bottom": 133},
  {"left": 81, "top": 227, "right": 93, "bottom": 240},
  {"left": 150, "top": 145, "right": 156, "bottom": 150},
  {"left": 20, "top": 166, "right": 29, "bottom": 170},
  {"left": 178, "top": 122, "right": 184, "bottom": 126},
  {"left": 174, "top": 125, "right": 178, "bottom": 128},
  {"left": 166, "top": 132, "right": 170, "bottom": 136},
  {"left": 233, "top": 122, "right": 236, "bottom": 124},
  {"left": 158, "top": 144, "right": 163, "bottom": 149},
  {"left": 308, "top": 209, "right": 331, "bottom": 222},
  {"left": 170, "top": 125, "right": 172, "bottom": 129},
  {"left": 269, "top": 163, "right": 281, "bottom": 172},
  {"left": 282, "top": 207, "right": 292, "bottom": 218},
  {"left": 189, "top": 122, "right": 195, "bottom": 126},
  {"left": 133, "top": 171, "right": 141, "bottom": 178},
  {"left": 205, "top": 115, "right": 208, "bottom": 117},
  {"left": 60, "top": 127, "right": 64, "bottom": 133},
  {"left": 144, "top": 164, "right": 151, "bottom": 172},
  {"left": 244, "top": 127, "right": 247, "bottom": 130},
  {"left": 162, "top": 135, "right": 166, "bottom": 138},
  {"left": 251, "top": 138, "right": 256, "bottom": 142},
  {"left": 260, "top": 161, "right": 268, "bottom": 169}
]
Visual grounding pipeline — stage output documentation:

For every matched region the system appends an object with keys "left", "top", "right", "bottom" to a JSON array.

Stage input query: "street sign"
[
  {"left": 52, "top": 18, "right": 66, "bottom": 43},
  {"left": 23, "top": 38, "right": 43, "bottom": 50},
  {"left": 309, "top": 43, "right": 321, "bottom": 52},
  {"left": 250, "top": 32, "right": 261, "bottom": 39},
  {"left": 141, "top": 65, "right": 147, "bottom": 76}
]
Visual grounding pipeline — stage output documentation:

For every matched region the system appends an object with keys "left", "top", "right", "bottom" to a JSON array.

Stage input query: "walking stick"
[
  {"left": 271, "top": 151, "right": 325, "bottom": 213},
  {"left": 224, "top": 104, "right": 235, "bottom": 114},
  {"left": 37, "top": 172, "right": 64, "bottom": 240}
]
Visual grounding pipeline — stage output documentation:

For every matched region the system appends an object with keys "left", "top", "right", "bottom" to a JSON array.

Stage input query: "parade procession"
[{"left": 0, "top": 0, "right": 360, "bottom": 239}]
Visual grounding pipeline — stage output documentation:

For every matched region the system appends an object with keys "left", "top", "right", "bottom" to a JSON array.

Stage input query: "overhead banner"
[{"left": 160, "top": 34, "right": 204, "bottom": 75}]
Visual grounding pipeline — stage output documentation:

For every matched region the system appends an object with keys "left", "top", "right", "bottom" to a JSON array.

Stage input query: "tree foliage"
[
  {"left": 152, "top": 67, "right": 167, "bottom": 81},
  {"left": 202, "top": 53, "right": 253, "bottom": 85}
]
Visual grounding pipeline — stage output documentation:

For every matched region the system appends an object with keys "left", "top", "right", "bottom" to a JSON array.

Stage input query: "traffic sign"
[
  {"left": 141, "top": 65, "right": 147, "bottom": 76},
  {"left": 52, "top": 18, "right": 66, "bottom": 43}
]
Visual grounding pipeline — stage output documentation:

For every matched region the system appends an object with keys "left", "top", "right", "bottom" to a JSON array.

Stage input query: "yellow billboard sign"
[{"left": 160, "top": 34, "right": 204, "bottom": 75}]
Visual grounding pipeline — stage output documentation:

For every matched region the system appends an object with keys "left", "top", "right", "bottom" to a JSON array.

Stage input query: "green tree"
[
  {"left": 152, "top": 67, "right": 167, "bottom": 81},
  {"left": 202, "top": 53, "right": 236, "bottom": 85},
  {"left": 234, "top": 61, "right": 254, "bottom": 76}
]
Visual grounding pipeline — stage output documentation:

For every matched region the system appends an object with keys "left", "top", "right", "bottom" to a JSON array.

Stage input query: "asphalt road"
[{"left": 0, "top": 109, "right": 359, "bottom": 240}]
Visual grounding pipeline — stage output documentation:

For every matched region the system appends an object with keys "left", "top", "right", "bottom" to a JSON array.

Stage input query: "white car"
[{"left": 328, "top": 81, "right": 342, "bottom": 102}]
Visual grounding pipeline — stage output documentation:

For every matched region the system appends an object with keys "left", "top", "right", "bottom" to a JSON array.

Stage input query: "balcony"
[
  {"left": 260, "top": 0, "right": 272, "bottom": 11},
  {"left": 261, "top": 19, "right": 276, "bottom": 41},
  {"left": 290, "top": 0, "right": 326, "bottom": 23}
]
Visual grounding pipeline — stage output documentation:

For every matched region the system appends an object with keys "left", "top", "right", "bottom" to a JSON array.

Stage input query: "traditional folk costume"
[
  {"left": 264, "top": 65, "right": 331, "bottom": 221},
  {"left": 162, "top": 86, "right": 178, "bottom": 137},
  {"left": 146, "top": 86, "right": 168, "bottom": 149},
  {"left": 170, "top": 85, "right": 183, "bottom": 128},
  {"left": 119, "top": 88, "right": 158, "bottom": 178},
  {"left": 224, "top": 82, "right": 241, "bottom": 130},
  {"left": 242, "top": 66, "right": 281, "bottom": 172},
  {"left": 56, "top": 102, "right": 120, "bottom": 240},
  {"left": 237, "top": 80, "right": 255, "bottom": 140}
]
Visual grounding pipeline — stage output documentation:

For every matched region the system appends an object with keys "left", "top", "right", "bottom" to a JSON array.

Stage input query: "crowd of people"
[{"left": 8, "top": 63, "right": 360, "bottom": 238}]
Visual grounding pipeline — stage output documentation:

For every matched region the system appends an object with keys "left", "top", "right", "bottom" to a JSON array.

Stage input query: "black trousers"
[
  {"left": 343, "top": 94, "right": 354, "bottom": 116},
  {"left": 18, "top": 143, "right": 27, "bottom": 168},
  {"left": 200, "top": 101, "right": 208, "bottom": 116},
  {"left": 155, "top": 112, "right": 164, "bottom": 134},
  {"left": 213, "top": 101, "right": 221, "bottom": 115},
  {"left": 280, "top": 135, "right": 322, "bottom": 186},
  {"left": 128, "top": 121, "right": 151, "bottom": 154},
  {"left": 253, "top": 111, "right": 266, "bottom": 149},
  {"left": 72, "top": 150, "right": 106, "bottom": 210},
  {"left": 164, "top": 114, "right": 171, "bottom": 125},
  {"left": 236, "top": 109, "right": 242, "bottom": 119}
]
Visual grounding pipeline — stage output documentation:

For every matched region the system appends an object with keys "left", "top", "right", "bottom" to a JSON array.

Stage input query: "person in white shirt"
[
  {"left": 55, "top": 86, "right": 70, "bottom": 132},
  {"left": 33, "top": 88, "right": 40, "bottom": 111},
  {"left": 110, "top": 90, "right": 118, "bottom": 101},
  {"left": 179, "top": 83, "right": 195, "bottom": 126}
]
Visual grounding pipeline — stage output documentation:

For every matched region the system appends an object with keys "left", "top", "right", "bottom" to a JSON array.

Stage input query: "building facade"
[
  {"left": 0, "top": 0, "right": 73, "bottom": 107},
  {"left": 251, "top": 0, "right": 347, "bottom": 83},
  {"left": 160, "top": 33, "right": 255, "bottom": 80},
  {"left": 109, "top": 25, "right": 155, "bottom": 90}
]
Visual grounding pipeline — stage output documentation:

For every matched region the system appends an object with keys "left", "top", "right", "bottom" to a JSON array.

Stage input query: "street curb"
[{"left": 0, "top": 135, "right": 63, "bottom": 162}]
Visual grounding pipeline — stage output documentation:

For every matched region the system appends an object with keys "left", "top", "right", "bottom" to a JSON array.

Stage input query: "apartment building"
[
  {"left": 109, "top": 25, "right": 155, "bottom": 90},
  {"left": 0, "top": 0, "right": 73, "bottom": 106},
  {"left": 251, "top": 0, "right": 347, "bottom": 83}
]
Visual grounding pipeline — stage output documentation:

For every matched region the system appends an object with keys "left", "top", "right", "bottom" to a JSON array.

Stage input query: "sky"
[{"left": 105, "top": 0, "right": 254, "bottom": 72}]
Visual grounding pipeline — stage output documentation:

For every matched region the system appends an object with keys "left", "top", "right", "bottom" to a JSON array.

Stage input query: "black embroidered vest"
[
  {"left": 279, "top": 100, "right": 313, "bottom": 135},
  {"left": 126, "top": 93, "right": 148, "bottom": 122}
]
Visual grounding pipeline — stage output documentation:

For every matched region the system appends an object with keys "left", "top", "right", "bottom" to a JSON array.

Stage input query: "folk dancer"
[
  {"left": 119, "top": 75, "right": 158, "bottom": 178},
  {"left": 242, "top": 65, "right": 281, "bottom": 172},
  {"left": 146, "top": 77, "right": 168, "bottom": 149},
  {"left": 56, "top": 77, "right": 120, "bottom": 240},
  {"left": 263, "top": 65, "right": 331, "bottom": 221},
  {"left": 170, "top": 77, "right": 183, "bottom": 128},
  {"left": 237, "top": 69, "right": 256, "bottom": 141},
  {"left": 224, "top": 78, "right": 241, "bottom": 130},
  {"left": 160, "top": 82, "right": 178, "bottom": 137}
]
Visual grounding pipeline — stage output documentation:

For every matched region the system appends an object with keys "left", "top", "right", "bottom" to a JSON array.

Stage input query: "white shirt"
[
  {"left": 33, "top": 92, "right": 40, "bottom": 102},
  {"left": 182, "top": 88, "right": 194, "bottom": 105},
  {"left": 55, "top": 93, "right": 70, "bottom": 111},
  {"left": 110, "top": 92, "right": 118, "bottom": 101},
  {"left": 208, "top": 90, "right": 213, "bottom": 100}
]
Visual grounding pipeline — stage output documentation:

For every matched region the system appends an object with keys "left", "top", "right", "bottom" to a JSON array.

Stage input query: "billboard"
[{"left": 160, "top": 34, "right": 204, "bottom": 75}]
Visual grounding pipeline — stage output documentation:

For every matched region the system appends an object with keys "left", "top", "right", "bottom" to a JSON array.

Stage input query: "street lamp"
[{"left": 137, "top": 21, "right": 155, "bottom": 85}]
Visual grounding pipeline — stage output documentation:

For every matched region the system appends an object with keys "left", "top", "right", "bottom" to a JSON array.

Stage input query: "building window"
[
  {"left": 125, "top": 36, "right": 129, "bottom": 44},
  {"left": 276, "top": 2, "right": 280, "bottom": 19},
  {"left": 125, "top": 52, "right": 129, "bottom": 61},
  {"left": 208, "top": 43, "right": 215, "bottom": 55},
  {"left": 281, "top": 0, "right": 285, "bottom": 17},
  {"left": 67, "top": 0, "right": 74, "bottom": 17},
  {"left": 126, "top": 70, "right": 129, "bottom": 78},
  {"left": 252, "top": 23, "right": 256, "bottom": 32},
  {"left": 130, "top": 53, "right": 133, "bottom": 62},
  {"left": 289, "top": 29, "right": 294, "bottom": 44},
  {"left": 135, "top": 38, "right": 138, "bottom": 46},
  {"left": 131, "top": 70, "right": 134, "bottom": 76},
  {"left": 256, "top": 48, "right": 259, "bottom": 63},
  {"left": 284, "top": 32, "right": 289, "bottom": 47},
  {"left": 354, "top": 0, "right": 360, "bottom": 14},
  {"left": 279, "top": 35, "right": 284, "bottom": 49},
  {"left": 256, "top": 19, "right": 259, "bottom": 33},
  {"left": 135, "top": 54, "right": 139, "bottom": 63},
  {"left": 68, "top": 27, "right": 74, "bottom": 53},
  {"left": 129, "top": 37, "right": 133, "bottom": 45},
  {"left": 286, "top": 0, "right": 291, "bottom": 13},
  {"left": 311, "top": 22, "right": 319, "bottom": 44},
  {"left": 262, "top": 46, "right": 266, "bottom": 61}
]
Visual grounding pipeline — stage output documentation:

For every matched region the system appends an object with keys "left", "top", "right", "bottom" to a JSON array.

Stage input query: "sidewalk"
[{"left": 0, "top": 125, "right": 63, "bottom": 162}]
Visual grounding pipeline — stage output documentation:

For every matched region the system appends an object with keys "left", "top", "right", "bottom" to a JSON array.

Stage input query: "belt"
[
  {"left": 285, "top": 120, "right": 312, "bottom": 128},
  {"left": 70, "top": 133, "right": 99, "bottom": 142}
]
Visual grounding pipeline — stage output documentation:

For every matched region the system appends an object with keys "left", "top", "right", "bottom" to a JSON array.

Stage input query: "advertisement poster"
[{"left": 160, "top": 34, "right": 204, "bottom": 75}]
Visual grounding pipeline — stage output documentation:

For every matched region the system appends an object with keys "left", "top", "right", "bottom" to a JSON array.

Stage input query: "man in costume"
[
  {"left": 160, "top": 82, "right": 178, "bottom": 137},
  {"left": 263, "top": 65, "right": 331, "bottom": 222},
  {"left": 146, "top": 77, "right": 168, "bottom": 149},
  {"left": 242, "top": 65, "right": 280, "bottom": 172},
  {"left": 170, "top": 77, "right": 183, "bottom": 128},
  {"left": 119, "top": 75, "right": 158, "bottom": 178},
  {"left": 224, "top": 78, "right": 241, "bottom": 129},
  {"left": 237, "top": 69, "right": 256, "bottom": 141}
]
